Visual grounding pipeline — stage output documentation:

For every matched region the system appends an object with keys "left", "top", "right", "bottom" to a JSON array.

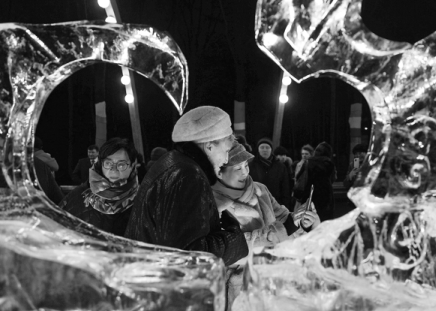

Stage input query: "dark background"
[{"left": 1, "top": 0, "right": 436, "bottom": 185}]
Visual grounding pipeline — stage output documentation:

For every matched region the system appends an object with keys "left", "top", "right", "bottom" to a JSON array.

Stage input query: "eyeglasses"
[{"left": 102, "top": 159, "right": 131, "bottom": 172}]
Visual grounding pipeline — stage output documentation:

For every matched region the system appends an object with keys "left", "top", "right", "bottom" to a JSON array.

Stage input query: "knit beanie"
[
  {"left": 172, "top": 106, "right": 232, "bottom": 143},
  {"left": 257, "top": 137, "right": 273, "bottom": 150},
  {"left": 223, "top": 142, "right": 254, "bottom": 167},
  {"left": 150, "top": 147, "right": 168, "bottom": 161},
  {"left": 274, "top": 146, "right": 288, "bottom": 156}
]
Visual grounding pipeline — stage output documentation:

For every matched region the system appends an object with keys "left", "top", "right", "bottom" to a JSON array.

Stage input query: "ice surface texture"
[
  {"left": 0, "top": 22, "right": 225, "bottom": 311},
  {"left": 238, "top": 0, "right": 436, "bottom": 310}
]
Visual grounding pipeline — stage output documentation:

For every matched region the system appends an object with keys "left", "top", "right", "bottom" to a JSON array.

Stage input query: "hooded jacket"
[{"left": 124, "top": 142, "right": 248, "bottom": 266}]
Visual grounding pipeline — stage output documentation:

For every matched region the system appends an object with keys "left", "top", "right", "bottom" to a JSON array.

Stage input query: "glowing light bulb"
[
  {"left": 121, "top": 75, "right": 131, "bottom": 85},
  {"left": 105, "top": 16, "right": 117, "bottom": 23},
  {"left": 125, "top": 94, "right": 134, "bottom": 104},
  {"left": 262, "top": 33, "right": 279, "bottom": 47},
  {"left": 282, "top": 75, "right": 292, "bottom": 86},
  {"left": 98, "top": 0, "right": 111, "bottom": 8},
  {"left": 279, "top": 94, "right": 289, "bottom": 104}
]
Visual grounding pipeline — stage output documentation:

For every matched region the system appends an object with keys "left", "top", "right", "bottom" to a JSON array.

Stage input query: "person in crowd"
[
  {"left": 125, "top": 106, "right": 248, "bottom": 266},
  {"left": 293, "top": 144, "right": 314, "bottom": 180},
  {"left": 235, "top": 134, "right": 252, "bottom": 152},
  {"left": 135, "top": 153, "right": 147, "bottom": 183},
  {"left": 274, "top": 145, "right": 294, "bottom": 189},
  {"left": 295, "top": 142, "right": 336, "bottom": 222},
  {"left": 145, "top": 147, "right": 168, "bottom": 172},
  {"left": 34, "top": 137, "right": 59, "bottom": 174},
  {"left": 33, "top": 157, "right": 64, "bottom": 204},
  {"left": 212, "top": 142, "right": 320, "bottom": 310},
  {"left": 71, "top": 144, "right": 99, "bottom": 184},
  {"left": 60, "top": 138, "right": 139, "bottom": 236},
  {"left": 249, "top": 138, "right": 291, "bottom": 209},
  {"left": 343, "top": 143, "right": 367, "bottom": 190}
]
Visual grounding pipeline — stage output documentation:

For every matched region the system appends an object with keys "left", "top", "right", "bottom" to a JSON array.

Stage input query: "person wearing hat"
[
  {"left": 248, "top": 138, "right": 292, "bottom": 209},
  {"left": 212, "top": 142, "right": 320, "bottom": 310},
  {"left": 125, "top": 106, "right": 248, "bottom": 266}
]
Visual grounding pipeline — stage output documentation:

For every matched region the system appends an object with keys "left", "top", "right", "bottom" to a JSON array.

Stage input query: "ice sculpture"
[
  {"left": 0, "top": 22, "right": 225, "bottom": 310},
  {"left": 236, "top": 0, "right": 436, "bottom": 310}
]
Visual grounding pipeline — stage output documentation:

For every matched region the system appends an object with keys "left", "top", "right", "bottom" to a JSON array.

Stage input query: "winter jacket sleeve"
[
  {"left": 279, "top": 162, "right": 292, "bottom": 209},
  {"left": 247, "top": 186, "right": 294, "bottom": 247},
  {"left": 125, "top": 165, "right": 248, "bottom": 266},
  {"left": 41, "top": 153, "right": 59, "bottom": 171},
  {"left": 34, "top": 158, "right": 64, "bottom": 204},
  {"left": 71, "top": 161, "right": 82, "bottom": 184},
  {"left": 171, "top": 175, "right": 248, "bottom": 266},
  {"left": 265, "top": 186, "right": 298, "bottom": 236},
  {"left": 343, "top": 162, "right": 356, "bottom": 190}
]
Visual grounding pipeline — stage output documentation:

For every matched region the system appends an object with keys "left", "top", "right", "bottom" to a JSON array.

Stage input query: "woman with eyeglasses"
[{"left": 60, "top": 137, "right": 139, "bottom": 236}]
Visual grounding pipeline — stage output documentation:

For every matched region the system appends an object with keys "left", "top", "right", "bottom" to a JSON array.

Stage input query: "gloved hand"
[
  {"left": 221, "top": 210, "right": 242, "bottom": 233},
  {"left": 300, "top": 211, "right": 320, "bottom": 232}
]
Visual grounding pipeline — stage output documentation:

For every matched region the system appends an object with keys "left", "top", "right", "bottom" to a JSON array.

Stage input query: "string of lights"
[{"left": 97, "top": 0, "right": 134, "bottom": 105}]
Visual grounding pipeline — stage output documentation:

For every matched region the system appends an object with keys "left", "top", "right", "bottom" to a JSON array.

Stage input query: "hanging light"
[
  {"left": 125, "top": 94, "right": 134, "bottom": 104},
  {"left": 98, "top": 0, "right": 111, "bottom": 9},
  {"left": 262, "top": 33, "right": 279, "bottom": 47},
  {"left": 105, "top": 16, "right": 117, "bottom": 23},
  {"left": 279, "top": 94, "right": 289, "bottom": 104},
  {"left": 282, "top": 75, "right": 292, "bottom": 86},
  {"left": 121, "top": 75, "right": 131, "bottom": 85}
]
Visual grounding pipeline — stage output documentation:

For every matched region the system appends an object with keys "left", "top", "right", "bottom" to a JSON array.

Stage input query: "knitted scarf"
[
  {"left": 258, "top": 154, "right": 273, "bottom": 168},
  {"left": 212, "top": 176, "right": 264, "bottom": 232},
  {"left": 82, "top": 167, "right": 139, "bottom": 214},
  {"left": 213, "top": 175, "right": 257, "bottom": 204}
]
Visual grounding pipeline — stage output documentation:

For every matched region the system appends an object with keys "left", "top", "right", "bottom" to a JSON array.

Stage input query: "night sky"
[{"left": 1, "top": 0, "right": 436, "bottom": 184}]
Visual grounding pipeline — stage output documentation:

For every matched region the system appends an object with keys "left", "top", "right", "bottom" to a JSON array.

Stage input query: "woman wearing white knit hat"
[{"left": 125, "top": 106, "right": 248, "bottom": 266}]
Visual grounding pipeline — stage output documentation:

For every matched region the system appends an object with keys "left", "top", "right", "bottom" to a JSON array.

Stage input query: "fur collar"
[{"left": 175, "top": 142, "right": 217, "bottom": 185}]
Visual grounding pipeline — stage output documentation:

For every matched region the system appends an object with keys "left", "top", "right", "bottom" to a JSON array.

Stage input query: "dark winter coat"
[
  {"left": 124, "top": 142, "right": 248, "bottom": 266},
  {"left": 72, "top": 158, "right": 93, "bottom": 184},
  {"left": 34, "top": 157, "right": 64, "bottom": 204},
  {"left": 59, "top": 182, "right": 132, "bottom": 236},
  {"left": 249, "top": 156, "right": 291, "bottom": 209},
  {"left": 298, "top": 156, "right": 336, "bottom": 222}
]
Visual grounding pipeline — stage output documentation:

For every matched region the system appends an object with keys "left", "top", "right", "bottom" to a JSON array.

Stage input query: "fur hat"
[
  {"left": 224, "top": 142, "right": 254, "bottom": 167},
  {"left": 150, "top": 147, "right": 167, "bottom": 161},
  {"left": 172, "top": 106, "right": 232, "bottom": 143}
]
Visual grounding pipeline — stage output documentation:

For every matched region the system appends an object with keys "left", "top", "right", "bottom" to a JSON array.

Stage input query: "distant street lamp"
[
  {"left": 125, "top": 94, "right": 134, "bottom": 104},
  {"left": 279, "top": 94, "right": 289, "bottom": 104},
  {"left": 273, "top": 73, "right": 292, "bottom": 147},
  {"left": 97, "top": 0, "right": 110, "bottom": 8}
]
